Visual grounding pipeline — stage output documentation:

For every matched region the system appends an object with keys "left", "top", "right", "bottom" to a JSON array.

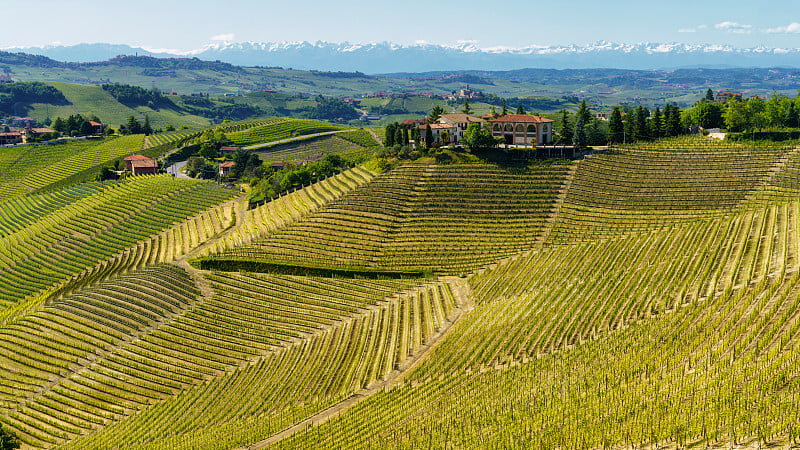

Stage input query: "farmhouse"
[
  {"left": 438, "top": 113, "right": 485, "bottom": 143},
  {"left": 130, "top": 159, "right": 159, "bottom": 175},
  {"left": 124, "top": 155, "right": 158, "bottom": 175},
  {"left": 490, "top": 114, "right": 554, "bottom": 146},
  {"left": 23, "top": 127, "right": 56, "bottom": 142},
  {"left": 418, "top": 123, "right": 457, "bottom": 145},
  {"left": 219, "top": 161, "right": 235, "bottom": 177},
  {"left": 0, "top": 132, "right": 23, "bottom": 145},
  {"left": 89, "top": 121, "right": 104, "bottom": 133}
]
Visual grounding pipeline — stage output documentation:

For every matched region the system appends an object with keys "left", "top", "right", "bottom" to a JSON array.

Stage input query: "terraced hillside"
[
  {"left": 549, "top": 138, "right": 791, "bottom": 241},
  {"left": 226, "top": 119, "right": 343, "bottom": 147},
  {"left": 0, "top": 135, "right": 145, "bottom": 202},
  {"left": 214, "top": 162, "right": 572, "bottom": 274},
  {"left": 3, "top": 137, "right": 800, "bottom": 449}
]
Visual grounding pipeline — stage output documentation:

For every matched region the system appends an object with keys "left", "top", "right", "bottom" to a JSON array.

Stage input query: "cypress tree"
[
  {"left": 402, "top": 127, "right": 410, "bottom": 145},
  {"left": 650, "top": 107, "right": 662, "bottom": 139},
  {"left": 607, "top": 107, "right": 624, "bottom": 144},
  {"left": 556, "top": 109, "right": 573, "bottom": 145},
  {"left": 634, "top": 106, "right": 649, "bottom": 141},
  {"left": 501, "top": 98, "right": 508, "bottom": 116},
  {"left": 462, "top": 98, "right": 472, "bottom": 114},
  {"left": 624, "top": 111, "right": 634, "bottom": 143},
  {"left": 142, "top": 115, "right": 153, "bottom": 136},
  {"left": 705, "top": 88, "right": 714, "bottom": 102},
  {"left": 573, "top": 111, "right": 588, "bottom": 149},
  {"left": 666, "top": 104, "right": 682, "bottom": 136},
  {"left": 384, "top": 123, "right": 395, "bottom": 146},
  {"left": 394, "top": 126, "right": 403, "bottom": 147},
  {"left": 424, "top": 125, "right": 433, "bottom": 149},
  {"left": 516, "top": 105, "right": 526, "bottom": 115}
]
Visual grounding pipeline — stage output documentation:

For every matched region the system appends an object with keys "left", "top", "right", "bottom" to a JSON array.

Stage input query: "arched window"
[
  {"left": 504, "top": 124, "right": 514, "bottom": 132},
  {"left": 527, "top": 124, "right": 536, "bottom": 133},
  {"left": 493, "top": 123, "right": 501, "bottom": 131}
]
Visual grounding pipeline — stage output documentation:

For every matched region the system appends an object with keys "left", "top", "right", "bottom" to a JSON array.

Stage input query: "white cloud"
[
  {"left": 210, "top": 33, "right": 235, "bottom": 42},
  {"left": 678, "top": 28, "right": 697, "bottom": 33},
  {"left": 766, "top": 22, "right": 800, "bottom": 33},
  {"left": 715, "top": 21, "right": 753, "bottom": 34}
]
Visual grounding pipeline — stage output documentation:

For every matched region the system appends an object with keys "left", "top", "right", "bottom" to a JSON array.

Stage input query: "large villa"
[{"left": 417, "top": 113, "right": 554, "bottom": 146}]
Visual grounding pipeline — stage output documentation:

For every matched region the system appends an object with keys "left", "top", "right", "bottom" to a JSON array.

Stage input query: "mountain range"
[{"left": 3, "top": 41, "right": 800, "bottom": 73}]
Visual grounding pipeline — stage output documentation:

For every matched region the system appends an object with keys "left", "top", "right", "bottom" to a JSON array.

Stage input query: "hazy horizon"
[{"left": 3, "top": 0, "right": 800, "bottom": 53}]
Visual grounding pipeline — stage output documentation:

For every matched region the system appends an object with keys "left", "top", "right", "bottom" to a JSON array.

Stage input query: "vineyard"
[
  {"left": 2, "top": 136, "right": 800, "bottom": 449},
  {"left": 0, "top": 135, "right": 145, "bottom": 202},
  {"left": 226, "top": 119, "right": 344, "bottom": 147},
  {"left": 252, "top": 135, "right": 364, "bottom": 163}
]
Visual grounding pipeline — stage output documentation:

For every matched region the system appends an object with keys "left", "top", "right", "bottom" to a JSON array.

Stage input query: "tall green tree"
[
  {"left": 634, "top": 106, "right": 649, "bottom": 141},
  {"left": 665, "top": 104, "right": 682, "bottom": 137},
  {"left": 142, "top": 114, "right": 153, "bottom": 135},
  {"left": 624, "top": 109, "right": 635, "bottom": 142},
  {"left": 724, "top": 97, "right": 749, "bottom": 132},
  {"left": 556, "top": 109, "right": 573, "bottom": 145},
  {"left": 428, "top": 105, "right": 444, "bottom": 124},
  {"left": 424, "top": 124, "right": 433, "bottom": 149},
  {"left": 501, "top": 98, "right": 508, "bottom": 116},
  {"left": 516, "top": 105, "right": 526, "bottom": 115},
  {"left": 402, "top": 127, "right": 410, "bottom": 145},
  {"left": 572, "top": 101, "right": 591, "bottom": 148},
  {"left": 650, "top": 107, "right": 663, "bottom": 139},
  {"left": 384, "top": 122, "right": 396, "bottom": 146},
  {"left": 705, "top": 88, "right": 715, "bottom": 102},
  {"left": 490, "top": 105, "right": 498, "bottom": 118},
  {"left": 747, "top": 96, "right": 767, "bottom": 130},
  {"left": 607, "top": 107, "right": 624, "bottom": 144},
  {"left": 572, "top": 111, "right": 588, "bottom": 149},
  {"left": 462, "top": 98, "right": 472, "bottom": 114},
  {"left": 394, "top": 126, "right": 403, "bottom": 147},
  {"left": 462, "top": 123, "right": 497, "bottom": 150}
]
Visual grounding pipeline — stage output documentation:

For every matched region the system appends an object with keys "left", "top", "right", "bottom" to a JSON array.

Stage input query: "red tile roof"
[
  {"left": 418, "top": 123, "right": 456, "bottom": 130},
  {"left": 401, "top": 119, "right": 426, "bottom": 126},
  {"left": 489, "top": 114, "right": 554, "bottom": 124},
  {"left": 89, "top": 121, "right": 103, "bottom": 127},
  {"left": 219, "top": 161, "right": 235, "bottom": 168},
  {"left": 124, "top": 154, "right": 155, "bottom": 162},
  {"left": 219, "top": 146, "right": 240, "bottom": 152}
]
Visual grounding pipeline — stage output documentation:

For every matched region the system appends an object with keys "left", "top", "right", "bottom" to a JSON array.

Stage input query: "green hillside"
[
  {"left": 42, "top": 82, "right": 211, "bottom": 129},
  {"left": 1, "top": 136, "right": 800, "bottom": 449}
]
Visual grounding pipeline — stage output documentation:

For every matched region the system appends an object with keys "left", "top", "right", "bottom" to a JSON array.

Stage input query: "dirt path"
[
  {"left": 246, "top": 277, "right": 473, "bottom": 449},
  {"left": 366, "top": 128, "right": 382, "bottom": 145},
  {"left": 538, "top": 161, "right": 578, "bottom": 245}
]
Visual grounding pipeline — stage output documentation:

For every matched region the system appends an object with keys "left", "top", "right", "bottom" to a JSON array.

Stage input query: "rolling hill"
[{"left": 0, "top": 135, "right": 799, "bottom": 449}]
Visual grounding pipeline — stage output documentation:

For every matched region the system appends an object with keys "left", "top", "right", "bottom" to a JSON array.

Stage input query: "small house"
[
  {"left": 124, "top": 154, "right": 158, "bottom": 174},
  {"left": 130, "top": 159, "right": 159, "bottom": 175},
  {"left": 417, "top": 123, "right": 457, "bottom": 145},
  {"left": 219, "top": 161, "right": 235, "bottom": 177},
  {"left": 0, "top": 132, "right": 23, "bottom": 145}
]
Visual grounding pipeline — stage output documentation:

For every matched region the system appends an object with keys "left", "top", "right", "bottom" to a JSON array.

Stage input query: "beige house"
[
  {"left": 489, "top": 114, "right": 554, "bottom": 146},
  {"left": 418, "top": 123, "right": 457, "bottom": 145},
  {"left": 438, "top": 114, "right": 486, "bottom": 144}
]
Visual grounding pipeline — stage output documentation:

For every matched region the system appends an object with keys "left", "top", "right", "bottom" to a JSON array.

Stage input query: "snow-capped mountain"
[{"left": 4, "top": 41, "right": 800, "bottom": 72}]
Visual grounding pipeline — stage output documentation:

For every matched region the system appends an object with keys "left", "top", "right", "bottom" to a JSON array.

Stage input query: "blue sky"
[{"left": 2, "top": 0, "right": 800, "bottom": 51}]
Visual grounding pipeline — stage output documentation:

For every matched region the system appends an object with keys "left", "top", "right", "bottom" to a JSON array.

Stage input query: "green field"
[{"left": 1, "top": 136, "right": 800, "bottom": 449}]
